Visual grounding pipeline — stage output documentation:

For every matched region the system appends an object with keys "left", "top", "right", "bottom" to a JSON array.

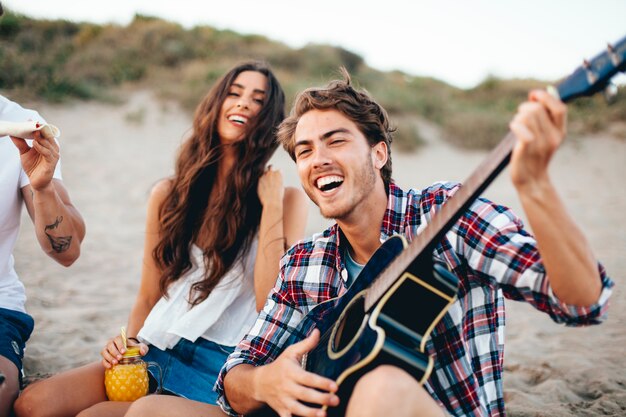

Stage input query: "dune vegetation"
[{"left": 1, "top": 10, "right": 624, "bottom": 149}]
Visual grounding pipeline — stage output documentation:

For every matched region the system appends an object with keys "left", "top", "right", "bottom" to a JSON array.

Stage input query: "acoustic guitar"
[{"left": 249, "top": 35, "right": 626, "bottom": 417}]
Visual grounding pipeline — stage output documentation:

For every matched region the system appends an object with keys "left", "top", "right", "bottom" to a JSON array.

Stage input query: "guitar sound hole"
[{"left": 332, "top": 294, "right": 366, "bottom": 354}]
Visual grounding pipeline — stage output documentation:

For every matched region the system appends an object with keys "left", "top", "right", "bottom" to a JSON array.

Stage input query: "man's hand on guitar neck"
[
  {"left": 507, "top": 89, "right": 602, "bottom": 307},
  {"left": 509, "top": 89, "right": 567, "bottom": 191},
  {"left": 225, "top": 329, "right": 339, "bottom": 417}
]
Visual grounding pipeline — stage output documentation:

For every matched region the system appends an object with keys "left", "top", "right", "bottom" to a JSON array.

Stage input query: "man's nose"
[{"left": 311, "top": 146, "right": 333, "bottom": 169}]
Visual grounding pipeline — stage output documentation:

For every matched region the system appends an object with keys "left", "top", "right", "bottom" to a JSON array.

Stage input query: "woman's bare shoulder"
[
  {"left": 147, "top": 178, "right": 175, "bottom": 209},
  {"left": 151, "top": 178, "right": 174, "bottom": 198}
]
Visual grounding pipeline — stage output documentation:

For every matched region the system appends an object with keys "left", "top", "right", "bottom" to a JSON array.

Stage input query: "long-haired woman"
[{"left": 15, "top": 61, "right": 308, "bottom": 417}]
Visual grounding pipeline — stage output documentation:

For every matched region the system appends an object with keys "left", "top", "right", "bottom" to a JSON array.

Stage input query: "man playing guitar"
[{"left": 216, "top": 69, "right": 613, "bottom": 417}]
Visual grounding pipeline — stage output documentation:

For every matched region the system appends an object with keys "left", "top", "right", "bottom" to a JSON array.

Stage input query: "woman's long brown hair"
[{"left": 154, "top": 61, "right": 285, "bottom": 306}]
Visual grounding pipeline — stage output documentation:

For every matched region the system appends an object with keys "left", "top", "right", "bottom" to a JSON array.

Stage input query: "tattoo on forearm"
[
  {"left": 44, "top": 216, "right": 63, "bottom": 232},
  {"left": 44, "top": 216, "right": 72, "bottom": 252}
]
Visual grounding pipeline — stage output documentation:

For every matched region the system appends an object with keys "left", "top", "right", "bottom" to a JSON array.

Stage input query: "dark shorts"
[
  {"left": 0, "top": 307, "right": 35, "bottom": 384},
  {"left": 143, "top": 338, "right": 234, "bottom": 405}
]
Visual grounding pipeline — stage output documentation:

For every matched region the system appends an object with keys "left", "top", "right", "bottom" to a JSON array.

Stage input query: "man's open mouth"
[{"left": 316, "top": 175, "right": 344, "bottom": 192}]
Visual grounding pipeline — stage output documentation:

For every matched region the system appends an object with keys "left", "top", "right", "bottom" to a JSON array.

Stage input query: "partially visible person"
[
  {"left": 14, "top": 61, "right": 307, "bottom": 417},
  {"left": 216, "top": 69, "right": 613, "bottom": 417},
  {"left": 0, "top": 5, "right": 86, "bottom": 415}
]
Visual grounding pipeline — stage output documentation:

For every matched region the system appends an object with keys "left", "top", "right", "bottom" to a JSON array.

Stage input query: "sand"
[{"left": 11, "top": 90, "right": 626, "bottom": 416}]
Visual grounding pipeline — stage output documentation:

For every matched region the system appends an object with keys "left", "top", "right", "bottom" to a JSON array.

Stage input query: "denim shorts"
[
  {"left": 143, "top": 338, "right": 234, "bottom": 405},
  {"left": 0, "top": 307, "right": 35, "bottom": 384}
]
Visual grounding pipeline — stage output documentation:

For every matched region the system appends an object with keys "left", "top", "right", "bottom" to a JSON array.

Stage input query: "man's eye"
[{"left": 296, "top": 149, "right": 311, "bottom": 158}]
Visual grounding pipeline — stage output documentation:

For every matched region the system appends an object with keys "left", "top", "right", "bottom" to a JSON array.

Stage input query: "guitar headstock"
[{"left": 556, "top": 35, "right": 626, "bottom": 103}]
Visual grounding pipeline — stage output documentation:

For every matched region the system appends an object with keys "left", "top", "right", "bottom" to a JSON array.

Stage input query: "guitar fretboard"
[
  {"left": 364, "top": 34, "right": 625, "bottom": 311},
  {"left": 364, "top": 133, "right": 516, "bottom": 311}
]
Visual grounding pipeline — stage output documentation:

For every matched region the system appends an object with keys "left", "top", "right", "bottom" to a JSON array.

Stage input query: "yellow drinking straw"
[{"left": 120, "top": 326, "right": 127, "bottom": 349}]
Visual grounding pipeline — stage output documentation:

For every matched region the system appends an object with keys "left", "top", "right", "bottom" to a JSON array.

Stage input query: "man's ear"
[{"left": 372, "top": 141, "right": 388, "bottom": 170}]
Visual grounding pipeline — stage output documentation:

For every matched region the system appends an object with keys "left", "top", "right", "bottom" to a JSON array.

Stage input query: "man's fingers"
[
  {"left": 294, "top": 369, "right": 338, "bottom": 394},
  {"left": 294, "top": 384, "right": 340, "bottom": 408},
  {"left": 33, "top": 134, "right": 59, "bottom": 154},
  {"left": 35, "top": 133, "right": 60, "bottom": 153},
  {"left": 509, "top": 120, "right": 533, "bottom": 145},
  {"left": 515, "top": 102, "right": 543, "bottom": 137},
  {"left": 512, "top": 99, "right": 562, "bottom": 154},
  {"left": 529, "top": 89, "right": 567, "bottom": 134},
  {"left": 10, "top": 136, "right": 30, "bottom": 155},
  {"left": 31, "top": 139, "right": 54, "bottom": 159},
  {"left": 289, "top": 328, "right": 321, "bottom": 356},
  {"left": 284, "top": 398, "right": 327, "bottom": 417},
  {"left": 529, "top": 102, "right": 563, "bottom": 150},
  {"left": 287, "top": 330, "right": 338, "bottom": 393}
]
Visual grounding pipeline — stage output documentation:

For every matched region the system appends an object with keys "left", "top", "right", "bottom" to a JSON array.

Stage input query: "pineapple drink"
[{"left": 104, "top": 347, "right": 150, "bottom": 401}]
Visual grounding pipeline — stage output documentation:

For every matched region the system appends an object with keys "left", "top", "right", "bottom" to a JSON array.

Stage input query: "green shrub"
[
  {"left": 390, "top": 116, "right": 426, "bottom": 151},
  {"left": 0, "top": 11, "right": 621, "bottom": 146}
]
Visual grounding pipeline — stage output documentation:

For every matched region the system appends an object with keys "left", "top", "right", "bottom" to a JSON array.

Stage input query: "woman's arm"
[
  {"left": 100, "top": 179, "right": 171, "bottom": 367},
  {"left": 254, "top": 169, "right": 308, "bottom": 311},
  {"left": 127, "top": 179, "right": 172, "bottom": 336}
]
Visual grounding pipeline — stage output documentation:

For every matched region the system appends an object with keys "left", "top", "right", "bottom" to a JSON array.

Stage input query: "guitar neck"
[
  {"left": 364, "top": 132, "right": 515, "bottom": 311},
  {"left": 364, "top": 33, "right": 626, "bottom": 311}
]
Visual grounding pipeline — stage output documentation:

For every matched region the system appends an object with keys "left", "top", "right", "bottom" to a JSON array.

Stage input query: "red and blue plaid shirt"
[{"left": 216, "top": 181, "right": 613, "bottom": 416}]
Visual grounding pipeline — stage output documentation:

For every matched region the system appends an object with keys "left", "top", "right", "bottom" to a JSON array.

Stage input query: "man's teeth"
[
  {"left": 228, "top": 115, "right": 247, "bottom": 125},
  {"left": 316, "top": 175, "right": 344, "bottom": 191}
]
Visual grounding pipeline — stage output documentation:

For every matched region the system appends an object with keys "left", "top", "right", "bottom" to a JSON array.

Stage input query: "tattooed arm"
[
  {"left": 13, "top": 130, "right": 85, "bottom": 266},
  {"left": 21, "top": 180, "right": 85, "bottom": 265}
]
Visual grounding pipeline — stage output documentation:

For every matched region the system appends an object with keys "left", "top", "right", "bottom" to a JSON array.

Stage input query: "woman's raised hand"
[{"left": 257, "top": 165, "right": 284, "bottom": 207}]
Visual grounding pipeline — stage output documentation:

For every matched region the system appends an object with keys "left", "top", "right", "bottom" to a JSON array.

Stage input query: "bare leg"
[
  {"left": 76, "top": 402, "right": 132, "bottom": 417},
  {"left": 0, "top": 356, "right": 20, "bottom": 417},
  {"left": 345, "top": 365, "right": 445, "bottom": 417},
  {"left": 124, "top": 395, "right": 227, "bottom": 417},
  {"left": 14, "top": 361, "right": 107, "bottom": 417}
]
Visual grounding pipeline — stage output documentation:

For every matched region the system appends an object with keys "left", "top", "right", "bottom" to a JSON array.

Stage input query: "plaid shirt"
[{"left": 216, "top": 181, "right": 613, "bottom": 416}]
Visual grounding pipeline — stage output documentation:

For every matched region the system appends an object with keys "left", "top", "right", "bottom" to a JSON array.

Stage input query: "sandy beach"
[{"left": 12, "top": 90, "right": 626, "bottom": 416}]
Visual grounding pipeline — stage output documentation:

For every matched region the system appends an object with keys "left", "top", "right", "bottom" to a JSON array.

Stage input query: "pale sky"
[{"left": 3, "top": 0, "right": 625, "bottom": 88}]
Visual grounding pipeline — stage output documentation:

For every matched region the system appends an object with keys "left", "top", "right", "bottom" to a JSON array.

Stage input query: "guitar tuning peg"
[
  {"left": 583, "top": 59, "right": 598, "bottom": 84},
  {"left": 607, "top": 43, "right": 622, "bottom": 67},
  {"left": 603, "top": 82, "right": 618, "bottom": 104}
]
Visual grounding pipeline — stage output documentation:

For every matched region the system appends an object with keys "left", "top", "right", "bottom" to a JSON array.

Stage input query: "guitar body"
[
  {"left": 307, "top": 236, "right": 458, "bottom": 416},
  {"left": 250, "top": 236, "right": 459, "bottom": 417}
]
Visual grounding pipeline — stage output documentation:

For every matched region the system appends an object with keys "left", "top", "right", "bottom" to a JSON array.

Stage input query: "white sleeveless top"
[{"left": 138, "top": 238, "right": 258, "bottom": 349}]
